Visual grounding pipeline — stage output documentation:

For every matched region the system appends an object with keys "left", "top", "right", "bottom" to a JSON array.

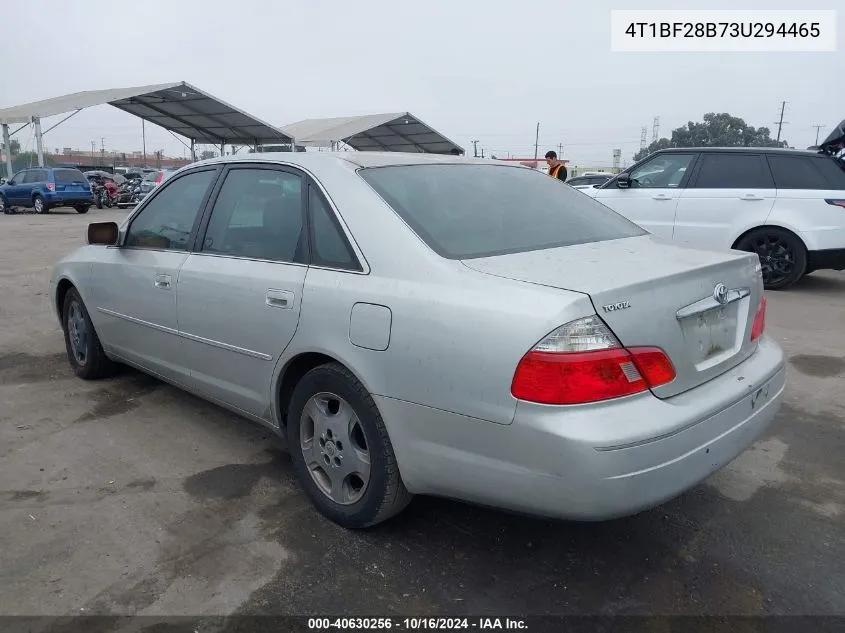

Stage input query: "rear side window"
[
  {"left": 24, "top": 170, "right": 48, "bottom": 183},
  {"left": 308, "top": 185, "right": 359, "bottom": 270},
  {"left": 54, "top": 169, "right": 87, "bottom": 183},
  {"left": 359, "top": 164, "right": 646, "bottom": 259},
  {"left": 769, "top": 155, "right": 845, "bottom": 190},
  {"left": 691, "top": 154, "right": 774, "bottom": 189}
]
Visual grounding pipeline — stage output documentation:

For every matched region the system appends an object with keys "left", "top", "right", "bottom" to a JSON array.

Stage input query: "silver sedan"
[{"left": 50, "top": 152, "right": 786, "bottom": 528}]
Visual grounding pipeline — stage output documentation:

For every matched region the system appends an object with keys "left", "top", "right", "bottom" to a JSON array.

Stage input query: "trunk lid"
[{"left": 462, "top": 235, "right": 763, "bottom": 399}]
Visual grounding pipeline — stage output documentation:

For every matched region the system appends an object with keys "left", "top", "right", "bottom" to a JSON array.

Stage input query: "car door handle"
[
  {"left": 740, "top": 194, "right": 764, "bottom": 201},
  {"left": 652, "top": 194, "right": 672, "bottom": 200},
  {"left": 154, "top": 273, "right": 172, "bottom": 289},
  {"left": 266, "top": 289, "right": 295, "bottom": 309}
]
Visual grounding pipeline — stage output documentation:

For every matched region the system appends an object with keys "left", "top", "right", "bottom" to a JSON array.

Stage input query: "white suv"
[{"left": 581, "top": 140, "right": 845, "bottom": 290}]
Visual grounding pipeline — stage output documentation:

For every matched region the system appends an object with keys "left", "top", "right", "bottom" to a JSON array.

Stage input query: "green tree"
[
  {"left": 199, "top": 150, "right": 217, "bottom": 160},
  {"left": 4, "top": 139, "right": 21, "bottom": 155},
  {"left": 633, "top": 113, "right": 788, "bottom": 162}
]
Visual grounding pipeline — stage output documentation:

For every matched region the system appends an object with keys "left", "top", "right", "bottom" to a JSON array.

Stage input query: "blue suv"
[{"left": 0, "top": 166, "right": 95, "bottom": 214}]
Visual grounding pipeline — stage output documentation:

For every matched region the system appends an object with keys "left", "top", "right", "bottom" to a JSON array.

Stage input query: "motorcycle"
[{"left": 114, "top": 177, "right": 144, "bottom": 207}]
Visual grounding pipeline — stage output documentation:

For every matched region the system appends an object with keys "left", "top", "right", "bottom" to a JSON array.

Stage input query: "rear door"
[
  {"left": 594, "top": 152, "right": 698, "bottom": 240},
  {"left": 674, "top": 153, "right": 776, "bottom": 250},
  {"left": 176, "top": 164, "right": 308, "bottom": 417},
  {"left": 54, "top": 168, "right": 91, "bottom": 196}
]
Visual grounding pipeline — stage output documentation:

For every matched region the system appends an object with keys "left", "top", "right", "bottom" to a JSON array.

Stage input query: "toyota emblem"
[{"left": 713, "top": 283, "right": 729, "bottom": 304}]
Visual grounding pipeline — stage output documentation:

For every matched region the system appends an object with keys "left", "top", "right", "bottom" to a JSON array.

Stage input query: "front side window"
[
  {"left": 628, "top": 154, "right": 696, "bottom": 189},
  {"left": 359, "top": 164, "right": 646, "bottom": 260},
  {"left": 201, "top": 168, "right": 305, "bottom": 263},
  {"left": 125, "top": 169, "right": 215, "bottom": 250},
  {"left": 691, "top": 154, "right": 774, "bottom": 189},
  {"left": 10, "top": 170, "right": 26, "bottom": 184}
]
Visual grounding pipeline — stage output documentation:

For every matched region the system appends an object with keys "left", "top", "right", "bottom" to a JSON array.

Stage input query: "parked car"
[
  {"left": 51, "top": 152, "right": 785, "bottom": 528},
  {"left": 566, "top": 173, "right": 613, "bottom": 189},
  {"left": 144, "top": 167, "right": 179, "bottom": 187},
  {"left": 0, "top": 166, "right": 94, "bottom": 214},
  {"left": 580, "top": 135, "right": 845, "bottom": 290}
]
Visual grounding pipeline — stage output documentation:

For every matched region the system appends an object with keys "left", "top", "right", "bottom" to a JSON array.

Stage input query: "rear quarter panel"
[{"left": 769, "top": 190, "right": 845, "bottom": 251}]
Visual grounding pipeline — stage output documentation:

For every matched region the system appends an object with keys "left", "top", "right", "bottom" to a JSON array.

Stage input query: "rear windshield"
[
  {"left": 54, "top": 169, "right": 87, "bottom": 183},
  {"left": 358, "top": 164, "right": 646, "bottom": 259}
]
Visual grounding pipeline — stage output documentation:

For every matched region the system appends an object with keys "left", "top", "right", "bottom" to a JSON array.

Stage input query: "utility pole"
[
  {"left": 812, "top": 124, "right": 825, "bottom": 146},
  {"left": 558, "top": 142, "right": 563, "bottom": 158},
  {"left": 142, "top": 119, "right": 147, "bottom": 167},
  {"left": 91, "top": 141, "right": 96, "bottom": 160},
  {"left": 640, "top": 127, "right": 648, "bottom": 151},
  {"left": 652, "top": 117, "right": 660, "bottom": 144},
  {"left": 100, "top": 138, "right": 105, "bottom": 165},
  {"left": 533, "top": 123, "right": 540, "bottom": 162},
  {"left": 471, "top": 140, "right": 479, "bottom": 158},
  {"left": 775, "top": 101, "right": 788, "bottom": 143},
  {"left": 480, "top": 148, "right": 485, "bottom": 159}
]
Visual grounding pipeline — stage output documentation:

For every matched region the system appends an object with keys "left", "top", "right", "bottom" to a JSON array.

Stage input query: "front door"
[
  {"left": 5, "top": 170, "right": 29, "bottom": 204},
  {"left": 87, "top": 167, "right": 219, "bottom": 383},
  {"left": 176, "top": 165, "right": 308, "bottom": 418},
  {"left": 674, "top": 152, "right": 776, "bottom": 250},
  {"left": 594, "top": 152, "right": 698, "bottom": 241}
]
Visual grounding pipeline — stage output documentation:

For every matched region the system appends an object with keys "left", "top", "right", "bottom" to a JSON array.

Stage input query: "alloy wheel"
[
  {"left": 299, "top": 392, "right": 371, "bottom": 505},
  {"left": 67, "top": 301, "right": 89, "bottom": 366},
  {"left": 745, "top": 232, "right": 795, "bottom": 287}
]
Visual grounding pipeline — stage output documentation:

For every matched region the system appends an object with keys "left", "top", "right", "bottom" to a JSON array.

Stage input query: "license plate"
[{"left": 680, "top": 304, "right": 739, "bottom": 366}]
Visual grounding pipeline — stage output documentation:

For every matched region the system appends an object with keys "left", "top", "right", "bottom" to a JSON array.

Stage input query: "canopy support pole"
[
  {"left": 33, "top": 116, "right": 44, "bottom": 167},
  {"left": 190, "top": 138, "right": 195, "bottom": 162},
  {"left": 2, "top": 124, "right": 12, "bottom": 178},
  {"left": 220, "top": 141, "right": 225, "bottom": 157}
]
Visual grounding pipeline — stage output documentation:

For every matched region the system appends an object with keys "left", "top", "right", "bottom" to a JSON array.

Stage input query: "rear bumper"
[
  {"left": 45, "top": 192, "right": 94, "bottom": 206},
  {"left": 377, "top": 336, "right": 785, "bottom": 521},
  {"left": 807, "top": 248, "right": 845, "bottom": 271}
]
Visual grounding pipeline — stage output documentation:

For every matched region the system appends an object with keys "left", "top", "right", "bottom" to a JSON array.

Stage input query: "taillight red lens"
[
  {"left": 824, "top": 199, "right": 845, "bottom": 208},
  {"left": 46, "top": 182, "right": 55, "bottom": 191},
  {"left": 155, "top": 173, "right": 163, "bottom": 184},
  {"left": 511, "top": 346, "right": 675, "bottom": 405},
  {"left": 751, "top": 295, "right": 767, "bottom": 341}
]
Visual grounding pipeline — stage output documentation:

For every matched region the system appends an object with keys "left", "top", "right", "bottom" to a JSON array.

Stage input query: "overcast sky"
[{"left": 1, "top": 0, "right": 842, "bottom": 166}]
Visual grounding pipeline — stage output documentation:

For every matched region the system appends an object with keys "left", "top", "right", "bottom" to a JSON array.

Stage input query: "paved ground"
[{"left": 1, "top": 209, "right": 844, "bottom": 624}]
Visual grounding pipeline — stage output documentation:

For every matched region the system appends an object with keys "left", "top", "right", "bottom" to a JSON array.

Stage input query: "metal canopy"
[
  {"left": 0, "top": 81, "right": 292, "bottom": 145},
  {"left": 282, "top": 112, "right": 463, "bottom": 155}
]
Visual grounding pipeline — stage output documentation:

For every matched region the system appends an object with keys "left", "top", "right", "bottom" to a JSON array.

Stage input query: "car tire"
[
  {"left": 735, "top": 227, "right": 807, "bottom": 291},
  {"left": 95, "top": 194, "right": 104, "bottom": 209},
  {"left": 61, "top": 287, "right": 117, "bottom": 380},
  {"left": 287, "top": 362, "right": 412, "bottom": 528},
  {"left": 75, "top": 205, "right": 90, "bottom": 214},
  {"left": 33, "top": 194, "right": 47, "bottom": 214},
  {"left": 0, "top": 195, "right": 9, "bottom": 215}
]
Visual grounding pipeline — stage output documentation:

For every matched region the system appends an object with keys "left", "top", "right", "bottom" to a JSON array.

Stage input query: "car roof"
[
  {"left": 193, "top": 151, "right": 511, "bottom": 171},
  {"left": 651, "top": 146, "right": 823, "bottom": 157}
]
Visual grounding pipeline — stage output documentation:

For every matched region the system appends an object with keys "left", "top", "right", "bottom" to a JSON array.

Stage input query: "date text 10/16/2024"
[{"left": 308, "top": 618, "right": 528, "bottom": 630}]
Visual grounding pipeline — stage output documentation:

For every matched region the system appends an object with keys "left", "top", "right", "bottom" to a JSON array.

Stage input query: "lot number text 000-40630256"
[{"left": 610, "top": 10, "right": 837, "bottom": 52}]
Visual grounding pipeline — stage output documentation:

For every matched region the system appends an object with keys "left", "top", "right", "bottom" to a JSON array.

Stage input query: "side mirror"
[
  {"left": 87, "top": 222, "right": 119, "bottom": 246},
  {"left": 616, "top": 173, "right": 631, "bottom": 189}
]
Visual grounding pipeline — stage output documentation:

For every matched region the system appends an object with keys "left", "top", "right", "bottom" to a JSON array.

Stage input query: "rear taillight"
[
  {"left": 825, "top": 199, "right": 845, "bottom": 208},
  {"left": 155, "top": 172, "right": 163, "bottom": 185},
  {"left": 46, "top": 182, "right": 55, "bottom": 191},
  {"left": 751, "top": 295, "right": 767, "bottom": 341},
  {"left": 511, "top": 316, "right": 675, "bottom": 405}
]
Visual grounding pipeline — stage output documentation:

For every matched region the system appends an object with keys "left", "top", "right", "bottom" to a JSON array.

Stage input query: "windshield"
[{"left": 359, "top": 164, "right": 646, "bottom": 259}]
